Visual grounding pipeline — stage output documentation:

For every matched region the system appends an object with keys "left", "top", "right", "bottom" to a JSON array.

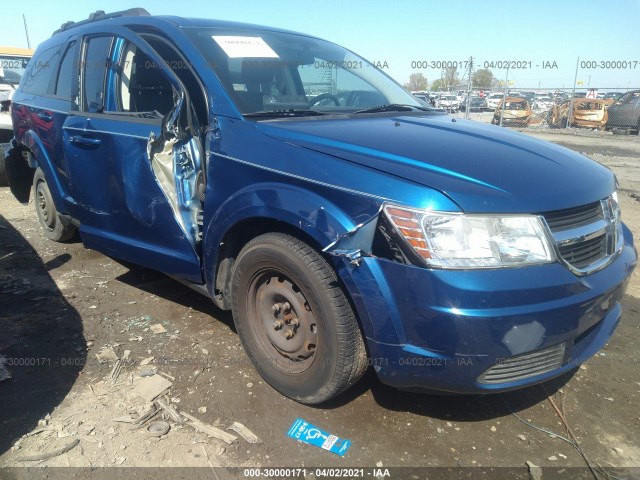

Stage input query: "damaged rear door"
[{"left": 63, "top": 29, "right": 205, "bottom": 283}]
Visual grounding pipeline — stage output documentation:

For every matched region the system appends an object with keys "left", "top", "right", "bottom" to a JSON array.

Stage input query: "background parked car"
[
  {"left": 486, "top": 92, "right": 505, "bottom": 110},
  {"left": 459, "top": 95, "right": 488, "bottom": 112},
  {"left": 436, "top": 93, "right": 460, "bottom": 112},
  {"left": 491, "top": 97, "right": 532, "bottom": 127},
  {"left": 605, "top": 90, "right": 640, "bottom": 134},
  {"left": 548, "top": 98, "right": 608, "bottom": 129},
  {"left": 0, "top": 46, "right": 33, "bottom": 186},
  {"left": 532, "top": 95, "right": 554, "bottom": 111}
]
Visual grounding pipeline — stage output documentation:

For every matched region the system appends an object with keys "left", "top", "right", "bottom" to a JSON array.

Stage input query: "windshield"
[
  {"left": 183, "top": 27, "right": 423, "bottom": 117},
  {"left": 0, "top": 55, "right": 31, "bottom": 85}
]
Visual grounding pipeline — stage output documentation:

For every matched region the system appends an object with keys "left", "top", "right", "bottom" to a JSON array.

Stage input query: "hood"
[{"left": 256, "top": 114, "right": 615, "bottom": 213}]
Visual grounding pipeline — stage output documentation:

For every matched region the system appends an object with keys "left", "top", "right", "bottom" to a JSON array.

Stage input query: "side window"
[
  {"left": 82, "top": 36, "right": 112, "bottom": 112},
  {"left": 54, "top": 41, "right": 78, "bottom": 103},
  {"left": 141, "top": 34, "right": 207, "bottom": 123},
  {"left": 618, "top": 92, "right": 636, "bottom": 105},
  {"left": 112, "top": 41, "right": 174, "bottom": 116},
  {"left": 21, "top": 45, "right": 62, "bottom": 96}
]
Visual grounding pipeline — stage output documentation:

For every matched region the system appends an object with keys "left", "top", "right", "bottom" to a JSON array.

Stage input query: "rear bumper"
[
  {"left": 340, "top": 225, "right": 636, "bottom": 393},
  {"left": 573, "top": 118, "right": 606, "bottom": 128}
]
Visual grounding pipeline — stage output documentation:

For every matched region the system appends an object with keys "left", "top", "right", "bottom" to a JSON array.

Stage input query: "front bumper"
[{"left": 339, "top": 224, "right": 636, "bottom": 393}]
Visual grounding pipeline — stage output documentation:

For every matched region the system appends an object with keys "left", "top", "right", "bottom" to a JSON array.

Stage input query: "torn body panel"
[
  {"left": 322, "top": 214, "right": 379, "bottom": 265},
  {"left": 147, "top": 133, "right": 204, "bottom": 252},
  {"left": 323, "top": 205, "right": 415, "bottom": 266}
]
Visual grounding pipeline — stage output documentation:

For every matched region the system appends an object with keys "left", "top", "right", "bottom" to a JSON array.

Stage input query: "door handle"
[
  {"left": 37, "top": 113, "right": 53, "bottom": 122},
  {"left": 69, "top": 135, "right": 102, "bottom": 146}
]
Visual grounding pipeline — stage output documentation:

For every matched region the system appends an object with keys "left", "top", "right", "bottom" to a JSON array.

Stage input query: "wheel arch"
[
  {"left": 8, "top": 131, "right": 66, "bottom": 211},
  {"left": 202, "top": 183, "right": 375, "bottom": 310}
]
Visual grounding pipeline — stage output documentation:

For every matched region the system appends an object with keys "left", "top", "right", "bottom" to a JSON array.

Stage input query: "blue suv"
[{"left": 5, "top": 9, "right": 637, "bottom": 404}]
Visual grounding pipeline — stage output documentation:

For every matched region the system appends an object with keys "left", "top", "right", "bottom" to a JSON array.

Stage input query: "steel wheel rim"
[
  {"left": 247, "top": 268, "right": 318, "bottom": 374},
  {"left": 36, "top": 182, "right": 55, "bottom": 230}
]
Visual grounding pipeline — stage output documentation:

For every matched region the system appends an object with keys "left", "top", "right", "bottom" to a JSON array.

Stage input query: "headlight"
[{"left": 383, "top": 204, "right": 555, "bottom": 268}]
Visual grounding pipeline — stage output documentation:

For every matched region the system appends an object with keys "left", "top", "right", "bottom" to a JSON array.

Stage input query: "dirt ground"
[{"left": 0, "top": 129, "right": 639, "bottom": 479}]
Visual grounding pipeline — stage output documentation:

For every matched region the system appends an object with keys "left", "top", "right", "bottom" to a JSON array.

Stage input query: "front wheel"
[{"left": 231, "top": 233, "right": 368, "bottom": 404}]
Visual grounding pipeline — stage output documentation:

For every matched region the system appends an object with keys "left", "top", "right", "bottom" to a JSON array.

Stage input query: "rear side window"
[
  {"left": 55, "top": 41, "right": 78, "bottom": 102},
  {"left": 21, "top": 45, "right": 62, "bottom": 95},
  {"left": 82, "top": 36, "right": 113, "bottom": 112}
]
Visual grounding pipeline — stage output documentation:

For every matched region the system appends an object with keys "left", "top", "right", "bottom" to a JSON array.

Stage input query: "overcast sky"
[{"left": 1, "top": 0, "right": 639, "bottom": 90}]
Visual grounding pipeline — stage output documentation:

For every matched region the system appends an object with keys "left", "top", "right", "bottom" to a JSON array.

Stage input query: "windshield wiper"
[
  {"left": 352, "top": 104, "right": 429, "bottom": 114},
  {"left": 244, "top": 109, "right": 328, "bottom": 118}
]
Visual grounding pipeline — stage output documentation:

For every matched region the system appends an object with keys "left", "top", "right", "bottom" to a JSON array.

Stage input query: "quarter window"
[
  {"left": 55, "top": 41, "right": 78, "bottom": 102},
  {"left": 21, "top": 45, "right": 61, "bottom": 96}
]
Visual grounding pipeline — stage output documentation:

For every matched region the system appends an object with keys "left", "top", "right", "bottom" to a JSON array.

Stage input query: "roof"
[{"left": 53, "top": 8, "right": 313, "bottom": 39}]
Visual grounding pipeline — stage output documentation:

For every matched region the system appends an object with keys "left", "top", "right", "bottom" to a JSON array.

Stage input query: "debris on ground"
[
  {"left": 139, "top": 356, "right": 154, "bottom": 366},
  {"left": 150, "top": 323, "right": 167, "bottom": 334},
  {"left": 0, "top": 354, "right": 12, "bottom": 381},
  {"left": 95, "top": 346, "right": 119, "bottom": 364},
  {"left": 228, "top": 421, "right": 261, "bottom": 444},
  {"left": 155, "top": 397, "right": 184, "bottom": 425},
  {"left": 287, "top": 418, "right": 351, "bottom": 457},
  {"left": 109, "top": 359, "right": 124, "bottom": 384},
  {"left": 146, "top": 420, "right": 171, "bottom": 437},
  {"left": 132, "top": 374, "right": 172, "bottom": 402},
  {"left": 16, "top": 438, "right": 80, "bottom": 462},
  {"left": 137, "top": 366, "right": 157, "bottom": 377},
  {"left": 130, "top": 403, "right": 159, "bottom": 428},
  {"left": 180, "top": 411, "right": 237, "bottom": 444},
  {"left": 526, "top": 461, "right": 543, "bottom": 480}
]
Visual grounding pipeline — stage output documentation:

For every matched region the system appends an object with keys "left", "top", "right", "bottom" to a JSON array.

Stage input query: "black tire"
[
  {"left": 0, "top": 153, "right": 7, "bottom": 187},
  {"left": 231, "top": 232, "right": 368, "bottom": 404},
  {"left": 33, "top": 168, "right": 76, "bottom": 242}
]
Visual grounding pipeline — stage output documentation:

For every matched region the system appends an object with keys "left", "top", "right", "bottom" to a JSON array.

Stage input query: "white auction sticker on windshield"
[{"left": 212, "top": 36, "right": 279, "bottom": 58}]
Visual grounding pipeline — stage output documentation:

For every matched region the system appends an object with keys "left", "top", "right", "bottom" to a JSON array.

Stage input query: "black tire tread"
[{"left": 232, "top": 232, "right": 368, "bottom": 404}]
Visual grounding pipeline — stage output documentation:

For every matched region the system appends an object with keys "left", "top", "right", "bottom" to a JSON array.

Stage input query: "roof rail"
[{"left": 53, "top": 8, "right": 150, "bottom": 35}]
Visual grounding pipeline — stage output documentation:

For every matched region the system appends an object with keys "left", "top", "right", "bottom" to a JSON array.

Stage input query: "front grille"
[
  {"left": 478, "top": 343, "right": 566, "bottom": 384},
  {"left": 543, "top": 201, "right": 603, "bottom": 231},
  {"left": 542, "top": 198, "right": 619, "bottom": 274},
  {"left": 558, "top": 233, "right": 608, "bottom": 269}
]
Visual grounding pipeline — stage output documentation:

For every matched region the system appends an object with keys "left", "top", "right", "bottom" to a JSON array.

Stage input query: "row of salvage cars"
[{"left": 489, "top": 90, "right": 640, "bottom": 133}]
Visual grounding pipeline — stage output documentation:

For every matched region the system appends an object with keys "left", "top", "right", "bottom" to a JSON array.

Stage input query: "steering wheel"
[{"left": 310, "top": 93, "right": 340, "bottom": 106}]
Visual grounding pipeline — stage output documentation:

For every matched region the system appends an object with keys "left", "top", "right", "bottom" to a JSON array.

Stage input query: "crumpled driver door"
[{"left": 63, "top": 26, "right": 206, "bottom": 284}]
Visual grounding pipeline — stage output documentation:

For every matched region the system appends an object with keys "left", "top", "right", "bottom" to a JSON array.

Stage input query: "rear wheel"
[
  {"left": 0, "top": 149, "right": 7, "bottom": 186},
  {"left": 231, "top": 233, "right": 368, "bottom": 404},
  {"left": 33, "top": 168, "right": 76, "bottom": 242}
]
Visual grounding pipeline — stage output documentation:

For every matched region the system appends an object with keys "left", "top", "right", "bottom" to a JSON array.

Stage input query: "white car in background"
[
  {"left": 486, "top": 92, "right": 505, "bottom": 110},
  {"left": 436, "top": 94, "right": 460, "bottom": 112},
  {"left": 533, "top": 95, "right": 554, "bottom": 111}
]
